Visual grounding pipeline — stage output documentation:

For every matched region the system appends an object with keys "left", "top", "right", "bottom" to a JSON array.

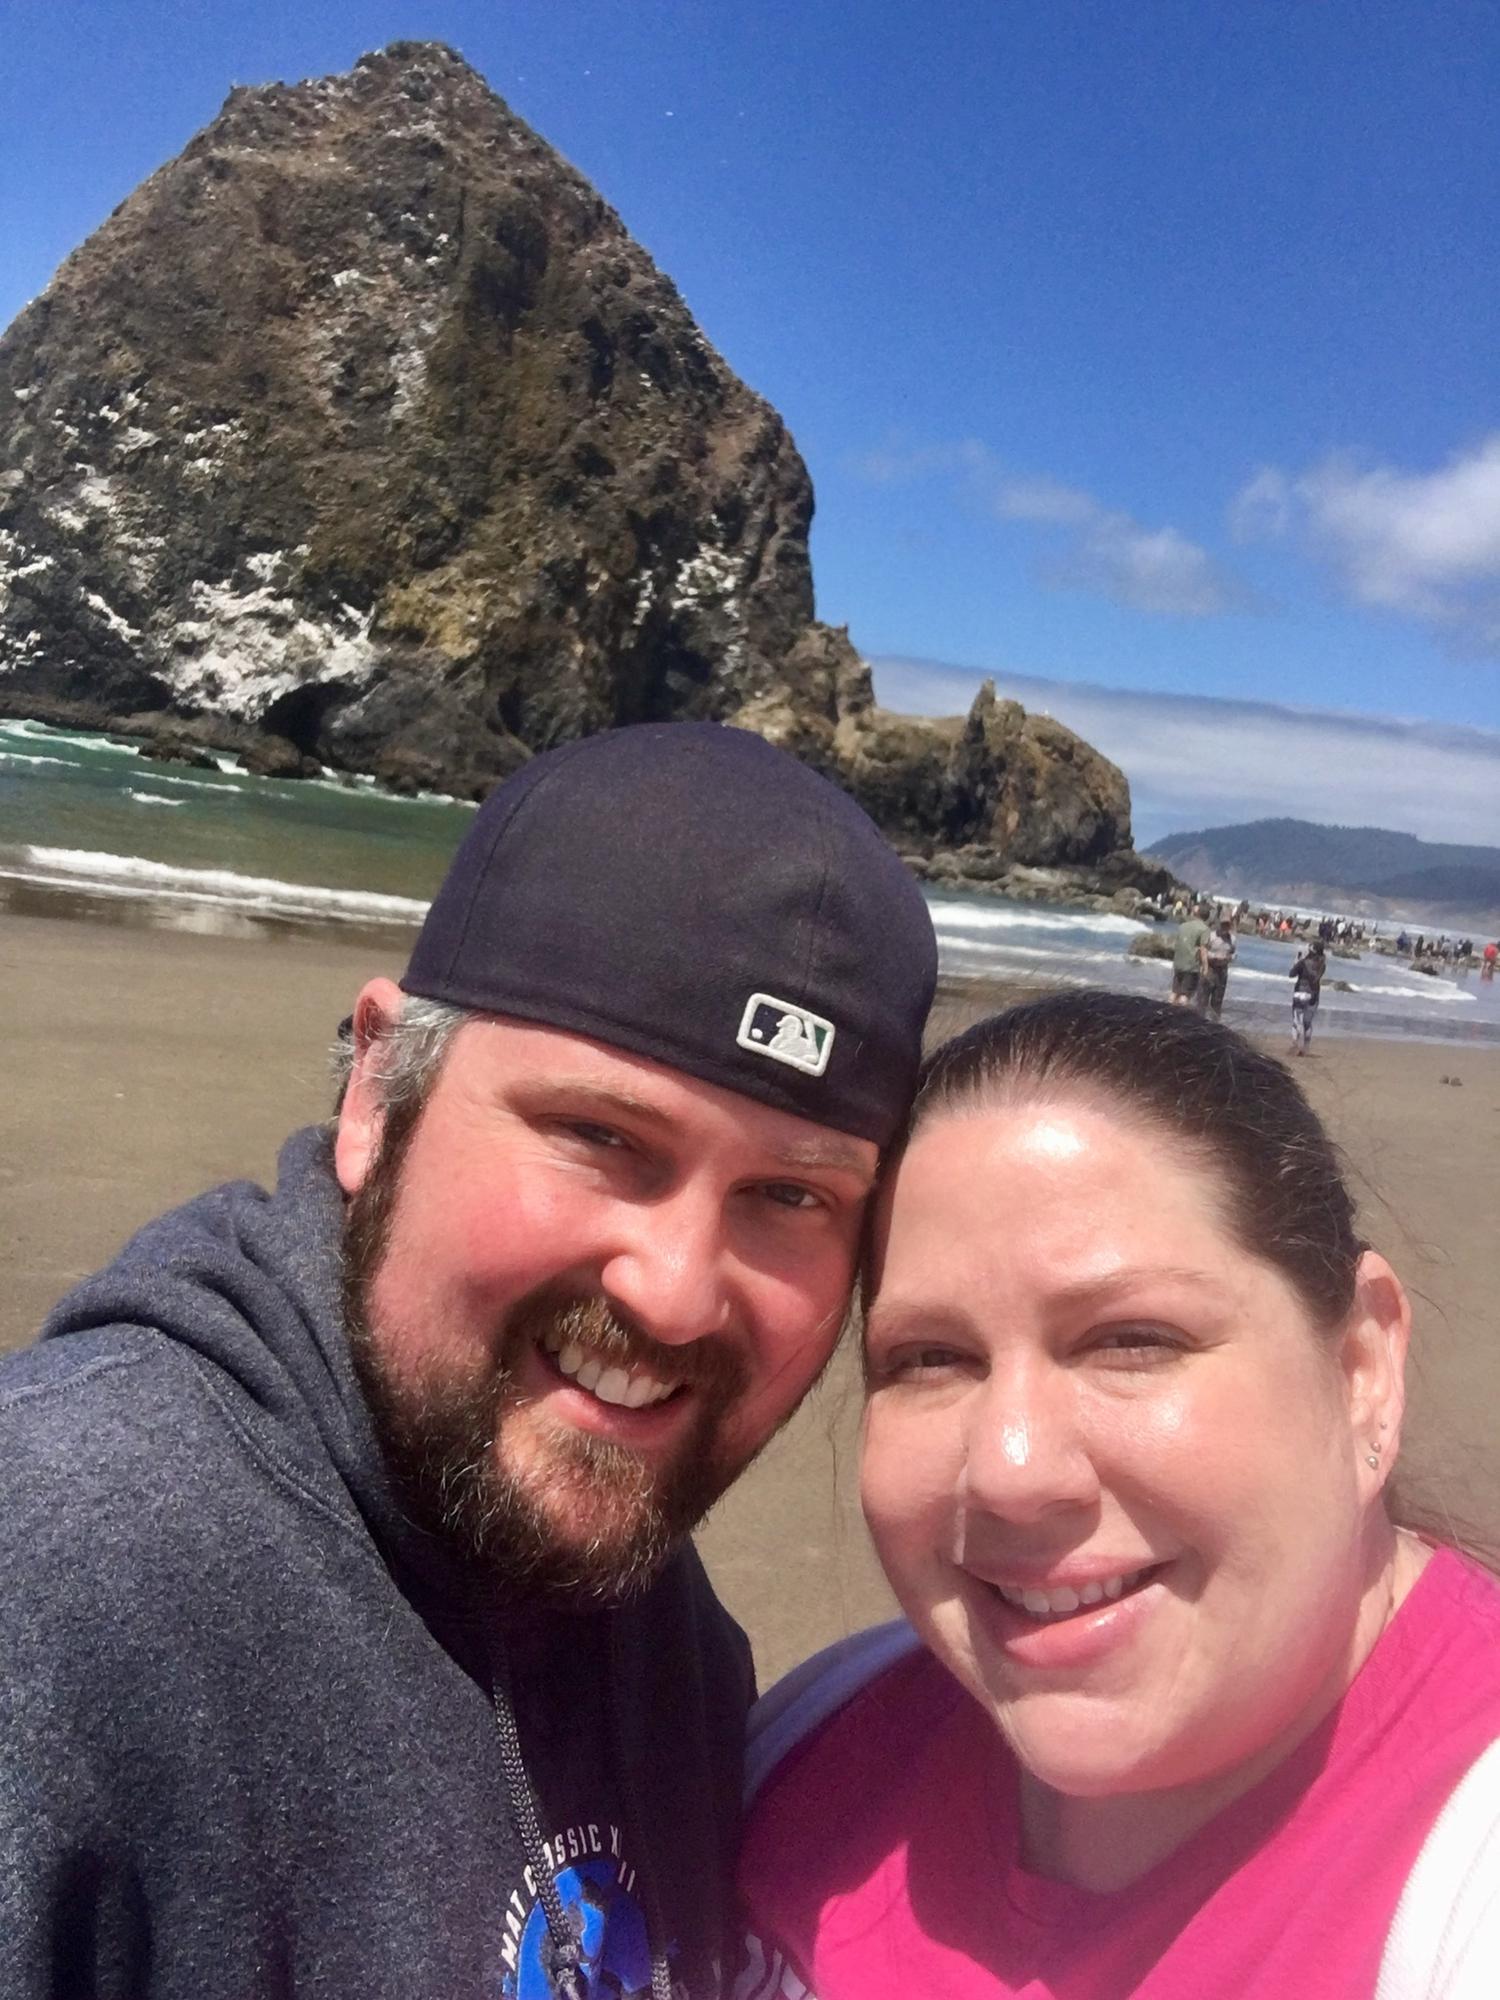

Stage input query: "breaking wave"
[
  {"left": 927, "top": 895, "right": 1149, "bottom": 939},
  {"left": 3, "top": 845, "right": 430, "bottom": 928},
  {"left": 0, "top": 718, "right": 141, "bottom": 756}
]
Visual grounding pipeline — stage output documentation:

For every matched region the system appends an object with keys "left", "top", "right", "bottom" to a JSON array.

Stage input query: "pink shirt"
[{"left": 739, "top": 1551, "right": 1500, "bottom": 1999}]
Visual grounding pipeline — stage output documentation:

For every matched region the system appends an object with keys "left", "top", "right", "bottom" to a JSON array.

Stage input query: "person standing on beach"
[
  {"left": 1171, "top": 900, "right": 1212, "bottom": 1005},
  {"left": 1198, "top": 914, "right": 1237, "bottom": 1021},
  {"left": 0, "top": 723, "right": 937, "bottom": 2000},
  {"left": 1291, "top": 937, "right": 1327, "bottom": 1055}
]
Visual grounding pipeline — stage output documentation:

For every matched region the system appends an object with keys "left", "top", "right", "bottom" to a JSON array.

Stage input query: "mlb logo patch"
[{"left": 736, "top": 992, "right": 836, "bottom": 1077}]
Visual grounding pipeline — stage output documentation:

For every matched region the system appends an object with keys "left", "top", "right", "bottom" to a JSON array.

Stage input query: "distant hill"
[{"left": 1145, "top": 819, "right": 1500, "bottom": 931}]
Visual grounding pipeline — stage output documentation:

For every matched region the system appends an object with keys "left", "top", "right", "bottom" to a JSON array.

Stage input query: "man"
[
  {"left": 0, "top": 722, "right": 937, "bottom": 2000},
  {"left": 1170, "top": 899, "right": 1212, "bottom": 1005}
]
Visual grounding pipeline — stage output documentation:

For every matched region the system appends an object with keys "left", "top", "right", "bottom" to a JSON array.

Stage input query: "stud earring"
[{"left": 1366, "top": 1453, "right": 1380, "bottom": 1469}]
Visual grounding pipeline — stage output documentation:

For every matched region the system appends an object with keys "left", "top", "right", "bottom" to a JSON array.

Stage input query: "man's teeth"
[
  {"left": 995, "top": 1567, "right": 1153, "bottom": 1620},
  {"left": 544, "top": 1332, "right": 677, "bottom": 1409}
]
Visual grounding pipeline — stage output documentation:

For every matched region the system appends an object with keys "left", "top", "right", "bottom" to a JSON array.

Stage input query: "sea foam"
[
  {"left": 927, "top": 897, "right": 1149, "bottom": 938},
  {"left": 0, "top": 719, "right": 141, "bottom": 757},
  {"left": 7, "top": 845, "right": 430, "bottom": 927}
]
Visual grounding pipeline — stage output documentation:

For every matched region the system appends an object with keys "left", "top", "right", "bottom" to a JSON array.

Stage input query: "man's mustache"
[{"left": 505, "top": 1290, "right": 749, "bottom": 1404}]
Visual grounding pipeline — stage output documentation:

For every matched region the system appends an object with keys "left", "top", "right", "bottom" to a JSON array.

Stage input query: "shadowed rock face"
[{"left": 0, "top": 40, "right": 1164, "bottom": 896}]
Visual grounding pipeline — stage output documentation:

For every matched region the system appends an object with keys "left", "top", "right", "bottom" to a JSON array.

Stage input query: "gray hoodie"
[{"left": 0, "top": 1126, "right": 752, "bottom": 1998}]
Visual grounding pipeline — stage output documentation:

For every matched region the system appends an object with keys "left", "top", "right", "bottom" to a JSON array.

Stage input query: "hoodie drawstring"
[
  {"left": 491, "top": 1637, "right": 677, "bottom": 2000},
  {"left": 490, "top": 1662, "right": 585, "bottom": 2000}
]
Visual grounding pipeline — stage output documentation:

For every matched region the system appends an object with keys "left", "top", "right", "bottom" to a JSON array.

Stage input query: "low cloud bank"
[{"left": 874, "top": 656, "right": 1500, "bottom": 849}]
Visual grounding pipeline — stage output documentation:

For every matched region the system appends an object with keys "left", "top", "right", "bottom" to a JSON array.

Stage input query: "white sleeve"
[
  {"left": 731, "top": 1933, "right": 820, "bottom": 1999},
  {"left": 1376, "top": 1737, "right": 1500, "bottom": 1999}
]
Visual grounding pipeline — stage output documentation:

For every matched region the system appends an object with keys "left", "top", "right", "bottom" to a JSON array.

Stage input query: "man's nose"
[
  {"left": 958, "top": 1366, "right": 1100, "bottom": 1524},
  {"left": 599, "top": 1188, "right": 734, "bottom": 1348}
]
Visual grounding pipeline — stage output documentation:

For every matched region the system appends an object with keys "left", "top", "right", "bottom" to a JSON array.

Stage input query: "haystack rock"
[{"left": 0, "top": 40, "right": 1168, "bottom": 898}]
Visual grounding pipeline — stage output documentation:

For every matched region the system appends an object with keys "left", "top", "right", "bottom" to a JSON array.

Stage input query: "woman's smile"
[
  {"left": 960, "top": 1558, "right": 1174, "bottom": 1670},
  {"left": 981, "top": 1560, "right": 1164, "bottom": 1620}
]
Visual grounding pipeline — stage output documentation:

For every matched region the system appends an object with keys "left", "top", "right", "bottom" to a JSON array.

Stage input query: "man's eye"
[
  {"left": 563, "top": 1121, "right": 626, "bottom": 1150},
  {"left": 758, "top": 1181, "right": 824, "bottom": 1212}
]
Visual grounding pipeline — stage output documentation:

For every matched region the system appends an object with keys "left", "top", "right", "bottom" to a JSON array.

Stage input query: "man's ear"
[
  {"left": 1340, "top": 1249, "right": 1412, "bottom": 1488},
  {"left": 334, "top": 978, "right": 405, "bottom": 1197}
]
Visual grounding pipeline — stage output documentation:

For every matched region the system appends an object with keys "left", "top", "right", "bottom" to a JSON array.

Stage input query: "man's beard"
[{"left": 341, "top": 1098, "right": 751, "bottom": 1607}]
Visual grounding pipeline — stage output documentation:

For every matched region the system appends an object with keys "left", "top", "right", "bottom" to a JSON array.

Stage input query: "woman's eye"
[
  {"left": 1090, "top": 1326, "right": 1184, "bottom": 1361},
  {"left": 870, "top": 1344, "right": 967, "bottom": 1380}
]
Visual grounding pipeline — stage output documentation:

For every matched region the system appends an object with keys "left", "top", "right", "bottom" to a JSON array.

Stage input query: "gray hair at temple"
[{"left": 331, "top": 996, "right": 468, "bottom": 1115}]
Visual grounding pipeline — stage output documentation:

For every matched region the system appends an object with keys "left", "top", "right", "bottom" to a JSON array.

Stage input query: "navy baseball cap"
[{"left": 401, "top": 722, "right": 938, "bottom": 1146}]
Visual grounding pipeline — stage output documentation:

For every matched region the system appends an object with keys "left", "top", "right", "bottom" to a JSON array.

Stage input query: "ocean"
[{"left": 4, "top": 716, "right": 1498, "bottom": 1048}]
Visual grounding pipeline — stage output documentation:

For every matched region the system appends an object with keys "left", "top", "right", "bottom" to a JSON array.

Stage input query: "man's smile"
[{"left": 541, "top": 1323, "right": 683, "bottom": 1410}]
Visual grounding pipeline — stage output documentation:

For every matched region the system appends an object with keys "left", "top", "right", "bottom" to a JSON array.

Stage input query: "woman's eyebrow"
[
  {"left": 863, "top": 1300, "right": 973, "bottom": 1344},
  {"left": 863, "top": 1268, "right": 1216, "bottom": 1340},
  {"left": 1048, "top": 1266, "right": 1216, "bottom": 1304}
]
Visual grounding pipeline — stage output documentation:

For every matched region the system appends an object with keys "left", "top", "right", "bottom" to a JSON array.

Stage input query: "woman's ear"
[
  {"left": 1339, "top": 1249, "right": 1412, "bottom": 1485},
  {"left": 333, "top": 978, "right": 404, "bottom": 1197}
]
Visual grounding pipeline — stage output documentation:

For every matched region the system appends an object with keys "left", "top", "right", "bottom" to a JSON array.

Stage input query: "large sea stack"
[{"left": 0, "top": 41, "right": 1167, "bottom": 898}]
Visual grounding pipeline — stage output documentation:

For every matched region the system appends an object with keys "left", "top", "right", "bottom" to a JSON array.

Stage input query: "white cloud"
[
  {"left": 1233, "top": 436, "right": 1500, "bottom": 653},
  {"left": 855, "top": 439, "right": 1249, "bottom": 619},
  {"left": 874, "top": 654, "right": 1500, "bottom": 850},
  {"left": 987, "top": 472, "right": 1098, "bottom": 527},
  {"left": 1043, "top": 519, "right": 1243, "bottom": 618}
]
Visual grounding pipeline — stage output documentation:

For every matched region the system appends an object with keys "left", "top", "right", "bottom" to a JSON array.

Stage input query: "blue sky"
[{"left": 3, "top": 1, "right": 1498, "bottom": 839}]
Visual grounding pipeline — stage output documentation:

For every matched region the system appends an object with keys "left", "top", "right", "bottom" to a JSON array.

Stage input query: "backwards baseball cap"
[{"left": 401, "top": 722, "right": 938, "bottom": 1147}]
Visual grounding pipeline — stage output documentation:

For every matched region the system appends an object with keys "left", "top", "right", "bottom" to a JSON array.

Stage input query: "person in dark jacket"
[
  {"left": 0, "top": 723, "right": 938, "bottom": 2000},
  {"left": 1290, "top": 938, "right": 1327, "bottom": 1055}
]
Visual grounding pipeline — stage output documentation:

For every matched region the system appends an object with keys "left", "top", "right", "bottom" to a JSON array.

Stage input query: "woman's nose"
[{"left": 958, "top": 1368, "right": 1100, "bottom": 1523}]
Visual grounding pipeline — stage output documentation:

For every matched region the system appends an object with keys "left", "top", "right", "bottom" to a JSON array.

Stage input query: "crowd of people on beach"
[
  {"left": 1394, "top": 930, "right": 1491, "bottom": 973},
  {"left": 2, "top": 724, "right": 1497, "bottom": 1999},
  {"left": 1167, "top": 894, "right": 1498, "bottom": 977},
  {"left": 1168, "top": 889, "right": 1500, "bottom": 1041}
]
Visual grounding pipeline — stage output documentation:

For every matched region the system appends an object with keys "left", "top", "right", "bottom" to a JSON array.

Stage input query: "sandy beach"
[{"left": 4, "top": 906, "right": 1498, "bottom": 1681}]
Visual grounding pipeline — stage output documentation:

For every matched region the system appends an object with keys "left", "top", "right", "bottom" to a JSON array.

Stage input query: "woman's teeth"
[
  {"left": 995, "top": 1567, "right": 1153, "bottom": 1621},
  {"left": 543, "top": 1330, "right": 678, "bottom": 1409}
]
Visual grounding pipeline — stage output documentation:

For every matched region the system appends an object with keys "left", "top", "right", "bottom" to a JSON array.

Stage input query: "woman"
[{"left": 738, "top": 994, "right": 1500, "bottom": 1999}]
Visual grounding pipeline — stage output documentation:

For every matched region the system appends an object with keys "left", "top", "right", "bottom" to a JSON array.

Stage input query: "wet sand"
[{"left": 4, "top": 909, "right": 1498, "bottom": 1680}]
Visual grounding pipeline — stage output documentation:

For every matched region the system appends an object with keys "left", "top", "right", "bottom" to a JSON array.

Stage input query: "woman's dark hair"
[{"left": 906, "top": 990, "right": 1364, "bottom": 1329}]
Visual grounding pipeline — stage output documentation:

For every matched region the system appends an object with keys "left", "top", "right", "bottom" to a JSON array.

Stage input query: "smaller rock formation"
[{"left": 1128, "top": 931, "right": 1177, "bottom": 962}]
